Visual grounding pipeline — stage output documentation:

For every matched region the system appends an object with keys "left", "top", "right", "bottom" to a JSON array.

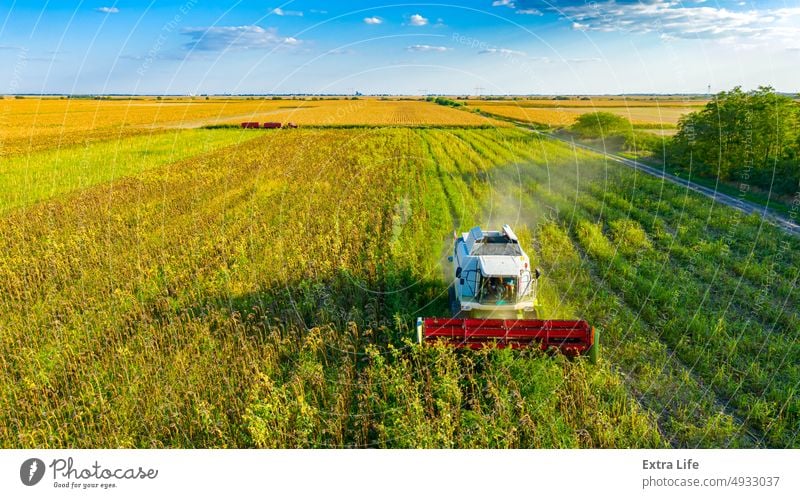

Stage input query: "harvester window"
[
  {"left": 471, "top": 242, "right": 523, "bottom": 256},
  {"left": 479, "top": 276, "right": 517, "bottom": 304}
]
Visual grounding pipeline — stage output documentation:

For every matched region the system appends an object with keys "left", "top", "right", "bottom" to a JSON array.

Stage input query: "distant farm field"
[
  {"left": 0, "top": 97, "right": 506, "bottom": 156},
  {"left": 468, "top": 99, "right": 705, "bottom": 127},
  {"left": 466, "top": 97, "right": 708, "bottom": 108}
]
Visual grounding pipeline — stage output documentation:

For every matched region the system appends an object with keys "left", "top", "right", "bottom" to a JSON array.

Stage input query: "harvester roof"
[
  {"left": 478, "top": 256, "right": 522, "bottom": 277},
  {"left": 463, "top": 225, "right": 524, "bottom": 257}
]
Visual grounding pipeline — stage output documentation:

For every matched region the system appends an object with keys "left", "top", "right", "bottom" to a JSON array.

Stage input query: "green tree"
[
  {"left": 669, "top": 86, "right": 800, "bottom": 194},
  {"left": 571, "top": 112, "right": 632, "bottom": 139}
]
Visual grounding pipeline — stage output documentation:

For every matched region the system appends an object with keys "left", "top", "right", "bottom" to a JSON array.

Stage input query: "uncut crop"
[
  {"left": 470, "top": 101, "right": 699, "bottom": 128},
  {"left": 466, "top": 97, "right": 707, "bottom": 108},
  {"left": 1, "top": 125, "right": 796, "bottom": 449},
  {"left": 0, "top": 127, "right": 661, "bottom": 448},
  {"left": 0, "top": 97, "right": 504, "bottom": 156}
]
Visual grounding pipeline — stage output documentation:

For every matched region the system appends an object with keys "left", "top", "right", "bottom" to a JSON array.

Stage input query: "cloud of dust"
[{"left": 478, "top": 144, "right": 610, "bottom": 235}]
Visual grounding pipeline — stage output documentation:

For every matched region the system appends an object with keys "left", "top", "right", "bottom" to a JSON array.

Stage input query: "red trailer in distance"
[{"left": 240, "top": 122, "right": 293, "bottom": 129}]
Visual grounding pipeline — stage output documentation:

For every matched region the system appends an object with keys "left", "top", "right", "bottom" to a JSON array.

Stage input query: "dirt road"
[{"left": 535, "top": 130, "right": 800, "bottom": 238}]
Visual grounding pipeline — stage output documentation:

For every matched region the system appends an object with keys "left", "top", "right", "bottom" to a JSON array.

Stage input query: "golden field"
[
  {"left": 213, "top": 99, "right": 507, "bottom": 127},
  {"left": 467, "top": 98, "right": 706, "bottom": 127},
  {"left": 466, "top": 97, "right": 708, "bottom": 108},
  {"left": 0, "top": 97, "right": 506, "bottom": 155},
  {"left": 473, "top": 106, "right": 576, "bottom": 127}
]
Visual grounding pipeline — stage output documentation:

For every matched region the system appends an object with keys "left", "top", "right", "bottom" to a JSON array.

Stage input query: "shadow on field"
[{"left": 189, "top": 264, "right": 452, "bottom": 348}]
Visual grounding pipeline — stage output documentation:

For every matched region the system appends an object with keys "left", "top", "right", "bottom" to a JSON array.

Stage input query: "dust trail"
[
  {"left": 477, "top": 145, "right": 608, "bottom": 235},
  {"left": 471, "top": 144, "right": 610, "bottom": 319},
  {"left": 481, "top": 163, "right": 544, "bottom": 230}
]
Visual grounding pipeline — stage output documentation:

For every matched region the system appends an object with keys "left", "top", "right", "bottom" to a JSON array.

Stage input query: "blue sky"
[{"left": 1, "top": 1, "right": 798, "bottom": 94}]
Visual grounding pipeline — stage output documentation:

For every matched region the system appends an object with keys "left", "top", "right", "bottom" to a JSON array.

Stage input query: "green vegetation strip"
[{"left": 0, "top": 129, "right": 260, "bottom": 213}]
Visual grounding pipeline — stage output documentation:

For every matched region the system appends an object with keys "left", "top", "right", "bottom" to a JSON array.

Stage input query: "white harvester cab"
[
  {"left": 449, "top": 225, "right": 541, "bottom": 319},
  {"left": 419, "top": 224, "right": 597, "bottom": 362}
]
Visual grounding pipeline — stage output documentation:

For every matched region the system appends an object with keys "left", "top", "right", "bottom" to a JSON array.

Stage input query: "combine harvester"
[{"left": 417, "top": 225, "right": 598, "bottom": 363}]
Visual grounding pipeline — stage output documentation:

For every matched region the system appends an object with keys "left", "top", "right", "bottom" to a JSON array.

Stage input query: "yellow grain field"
[
  {"left": 219, "top": 99, "right": 507, "bottom": 128},
  {"left": 0, "top": 97, "right": 506, "bottom": 156},
  {"left": 466, "top": 97, "right": 708, "bottom": 108},
  {"left": 471, "top": 100, "right": 702, "bottom": 127},
  {"left": 473, "top": 106, "right": 577, "bottom": 127}
]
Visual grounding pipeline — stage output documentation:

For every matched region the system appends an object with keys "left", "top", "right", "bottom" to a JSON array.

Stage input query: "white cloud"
[
  {"left": 492, "top": 0, "right": 542, "bottom": 16},
  {"left": 95, "top": 6, "right": 119, "bottom": 14},
  {"left": 363, "top": 17, "right": 383, "bottom": 25},
  {"left": 271, "top": 7, "right": 303, "bottom": 17},
  {"left": 562, "top": 1, "right": 800, "bottom": 44},
  {"left": 181, "top": 25, "right": 301, "bottom": 51},
  {"left": 480, "top": 47, "right": 527, "bottom": 57},
  {"left": 477, "top": 47, "right": 551, "bottom": 62},
  {"left": 407, "top": 44, "right": 449, "bottom": 52},
  {"left": 409, "top": 14, "right": 428, "bottom": 26},
  {"left": 493, "top": 0, "right": 541, "bottom": 15},
  {"left": 565, "top": 57, "right": 602, "bottom": 63}
]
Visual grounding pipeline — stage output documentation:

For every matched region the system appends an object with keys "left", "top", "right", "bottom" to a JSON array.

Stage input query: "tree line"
[
  {"left": 570, "top": 86, "right": 800, "bottom": 197},
  {"left": 670, "top": 86, "right": 799, "bottom": 196}
]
